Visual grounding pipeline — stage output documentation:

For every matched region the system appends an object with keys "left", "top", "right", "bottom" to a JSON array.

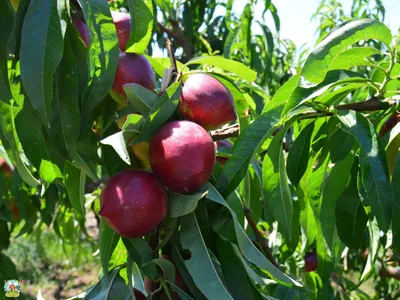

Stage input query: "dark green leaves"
[
  {"left": 79, "top": 0, "right": 119, "bottom": 128},
  {"left": 20, "top": 0, "right": 67, "bottom": 123},
  {"left": 99, "top": 220, "right": 120, "bottom": 275},
  {"left": 168, "top": 191, "right": 207, "bottom": 218},
  {"left": 0, "top": 0, "right": 14, "bottom": 102},
  {"left": 262, "top": 129, "right": 293, "bottom": 244},
  {"left": 300, "top": 19, "right": 392, "bottom": 86},
  {"left": 338, "top": 111, "right": 393, "bottom": 232},
  {"left": 126, "top": 0, "right": 154, "bottom": 54},
  {"left": 180, "top": 213, "right": 234, "bottom": 300},
  {"left": 124, "top": 83, "right": 158, "bottom": 117},
  {"left": 215, "top": 75, "right": 299, "bottom": 196},
  {"left": 63, "top": 162, "right": 86, "bottom": 217},
  {"left": 287, "top": 122, "right": 314, "bottom": 186}
]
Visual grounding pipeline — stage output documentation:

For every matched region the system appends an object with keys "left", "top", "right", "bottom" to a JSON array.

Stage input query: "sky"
[
  {"left": 233, "top": 0, "right": 400, "bottom": 48},
  {"left": 154, "top": 0, "right": 400, "bottom": 57}
]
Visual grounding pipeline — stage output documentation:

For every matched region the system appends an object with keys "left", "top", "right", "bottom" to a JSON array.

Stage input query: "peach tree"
[{"left": 0, "top": 0, "right": 400, "bottom": 299}]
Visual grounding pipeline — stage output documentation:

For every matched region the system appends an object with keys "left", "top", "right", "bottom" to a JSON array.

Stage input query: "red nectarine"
[
  {"left": 214, "top": 139, "right": 232, "bottom": 166},
  {"left": 72, "top": 16, "right": 90, "bottom": 48},
  {"left": 111, "top": 11, "right": 131, "bottom": 51},
  {"left": 99, "top": 170, "right": 167, "bottom": 238},
  {"left": 180, "top": 74, "right": 237, "bottom": 130},
  {"left": 149, "top": 120, "right": 215, "bottom": 193}
]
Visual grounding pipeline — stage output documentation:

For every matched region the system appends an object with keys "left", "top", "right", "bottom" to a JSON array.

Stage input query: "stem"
[
  {"left": 210, "top": 97, "right": 398, "bottom": 140},
  {"left": 244, "top": 206, "right": 280, "bottom": 269},
  {"left": 160, "top": 278, "right": 173, "bottom": 300}
]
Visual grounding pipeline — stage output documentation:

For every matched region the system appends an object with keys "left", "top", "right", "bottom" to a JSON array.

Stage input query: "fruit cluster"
[{"left": 72, "top": 8, "right": 238, "bottom": 297}]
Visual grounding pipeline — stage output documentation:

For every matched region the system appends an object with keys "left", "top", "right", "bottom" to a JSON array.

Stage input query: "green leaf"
[
  {"left": 336, "top": 167, "right": 368, "bottom": 249},
  {"left": 216, "top": 236, "right": 263, "bottom": 300},
  {"left": 50, "top": 34, "right": 81, "bottom": 160},
  {"left": 208, "top": 73, "right": 251, "bottom": 130},
  {"left": 215, "top": 75, "right": 300, "bottom": 196},
  {"left": 172, "top": 247, "right": 207, "bottom": 300},
  {"left": 124, "top": 83, "right": 159, "bottom": 117},
  {"left": 328, "top": 47, "right": 382, "bottom": 70},
  {"left": 300, "top": 19, "right": 392, "bottom": 86},
  {"left": 84, "top": 269, "right": 132, "bottom": 300},
  {"left": 16, "top": 100, "right": 64, "bottom": 183},
  {"left": 126, "top": 0, "right": 153, "bottom": 54},
  {"left": 79, "top": 0, "right": 119, "bottom": 129},
  {"left": 282, "top": 70, "right": 368, "bottom": 117},
  {"left": 127, "top": 259, "right": 146, "bottom": 296},
  {"left": 168, "top": 191, "right": 207, "bottom": 218},
  {"left": 262, "top": 128, "right": 293, "bottom": 244},
  {"left": 144, "top": 56, "right": 188, "bottom": 77},
  {"left": 385, "top": 125, "right": 400, "bottom": 176},
  {"left": 223, "top": 27, "right": 239, "bottom": 58},
  {"left": 166, "top": 281, "right": 195, "bottom": 300},
  {"left": 100, "top": 132, "right": 131, "bottom": 165},
  {"left": 392, "top": 155, "right": 400, "bottom": 256},
  {"left": 64, "top": 161, "right": 86, "bottom": 217},
  {"left": 337, "top": 111, "right": 394, "bottom": 232},
  {"left": 20, "top": 0, "right": 67, "bottom": 123},
  {"left": 240, "top": 4, "right": 252, "bottom": 62},
  {"left": 329, "top": 128, "right": 356, "bottom": 163},
  {"left": 321, "top": 152, "right": 355, "bottom": 250},
  {"left": 180, "top": 213, "right": 234, "bottom": 300},
  {"left": 204, "top": 183, "right": 303, "bottom": 288},
  {"left": 99, "top": 220, "right": 120, "bottom": 275},
  {"left": 0, "top": 0, "right": 13, "bottom": 103},
  {"left": 287, "top": 122, "right": 314, "bottom": 186},
  {"left": 0, "top": 221, "right": 10, "bottom": 251},
  {"left": 122, "top": 237, "right": 158, "bottom": 279},
  {"left": 151, "top": 258, "right": 175, "bottom": 282},
  {"left": 360, "top": 219, "right": 380, "bottom": 281},
  {"left": 186, "top": 56, "right": 257, "bottom": 82},
  {"left": 132, "top": 82, "right": 181, "bottom": 144}
]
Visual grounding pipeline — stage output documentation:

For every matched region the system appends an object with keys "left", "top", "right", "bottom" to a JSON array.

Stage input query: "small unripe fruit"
[
  {"left": 99, "top": 170, "right": 167, "bottom": 238},
  {"left": 214, "top": 139, "right": 232, "bottom": 166},
  {"left": 150, "top": 120, "right": 215, "bottom": 193},
  {"left": 304, "top": 252, "right": 318, "bottom": 272},
  {"left": 110, "top": 52, "right": 155, "bottom": 104},
  {"left": 72, "top": 16, "right": 90, "bottom": 48},
  {"left": 180, "top": 74, "right": 237, "bottom": 130},
  {"left": 111, "top": 11, "right": 131, "bottom": 51}
]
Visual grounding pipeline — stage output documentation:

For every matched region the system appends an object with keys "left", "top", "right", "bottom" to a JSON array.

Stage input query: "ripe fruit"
[
  {"left": 149, "top": 120, "right": 215, "bottom": 193},
  {"left": 110, "top": 52, "right": 155, "bottom": 104},
  {"left": 379, "top": 112, "right": 400, "bottom": 137},
  {"left": 180, "top": 74, "right": 237, "bottom": 130},
  {"left": 72, "top": 16, "right": 90, "bottom": 48},
  {"left": 99, "top": 170, "right": 167, "bottom": 238},
  {"left": 0, "top": 157, "right": 12, "bottom": 179},
  {"left": 214, "top": 139, "right": 232, "bottom": 166},
  {"left": 304, "top": 252, "right": 318, "bottom": 272},
  {"left": 111, "top": 11, "right": 131, "bottom": 51}
]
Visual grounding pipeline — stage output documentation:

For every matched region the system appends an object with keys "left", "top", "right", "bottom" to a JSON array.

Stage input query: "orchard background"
[{"left": 1, "top": 0, "right": 400, "bottom": 299}]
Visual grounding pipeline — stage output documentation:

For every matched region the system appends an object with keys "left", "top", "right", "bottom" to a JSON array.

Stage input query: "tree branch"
[
  {"left": 244, "top": 206, "right": 280, "bottom": 269},
  {"left": 380, "top": 265, "right": 400, "bottom": 280},
  {"left": 210, "top": 97, "right": 398, "bottom": 140},
  {"left": 157, "top": 21, "right": 193, "bottom": 61}
]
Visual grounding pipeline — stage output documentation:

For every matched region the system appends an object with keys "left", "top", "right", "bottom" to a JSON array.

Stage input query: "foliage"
[{"left": 1, "top": 0, "right": 400, "bottom": 299}]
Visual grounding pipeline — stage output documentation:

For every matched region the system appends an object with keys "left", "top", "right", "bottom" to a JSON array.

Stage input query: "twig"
[
  {"left": 166, "top": 39, "right": 178, "bottom": 74},
  {"left": 380, "top": 265, "right": 400, "bottom": 280},
  {"left": 210, "top": 97, "right": 398, "bottom": 140},
  {"left": 158, "top": 21, "right": 193, "bottom": 61},
  {"left": 244, "top": 206, "right": 280, "bottom": 269},
  {"left": 211, "top": 124, "right": 240, "bottom": 141}
]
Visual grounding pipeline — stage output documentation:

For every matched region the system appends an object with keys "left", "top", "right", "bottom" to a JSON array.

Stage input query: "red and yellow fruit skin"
[
  {"left": 149, "top": 120, "right": 216, "bottom": 194},
  {"left": 110, "top": 52, "right": 155, "bottom": 104},
  {"left": 379, "top": 112, "right": 400, "bottom": 137},
  {"left": 131, "top": 142, "right": 151, "bottom": 169},
  {"left": 111, "top": 11, "right": 131, "bottom": 51},
  {"left": 180, "top": 74, "right": 237, "bottom": 130},
  {"left": 214, "top": 139, "right": 232, "bottom": 166},
  {"left": 72, "top": 16, "right": 91, "bottom": 48},
  {"left": 99, "top": 170, "right": 167, "bottom": 238},
  {"left": 304, "top": 252, "right": 318, "bottom": 272}
]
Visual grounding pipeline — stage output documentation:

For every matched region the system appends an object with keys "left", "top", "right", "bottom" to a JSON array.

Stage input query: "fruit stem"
[{"left": 244, "top": 206, "right": 280, "bottom": 269}]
